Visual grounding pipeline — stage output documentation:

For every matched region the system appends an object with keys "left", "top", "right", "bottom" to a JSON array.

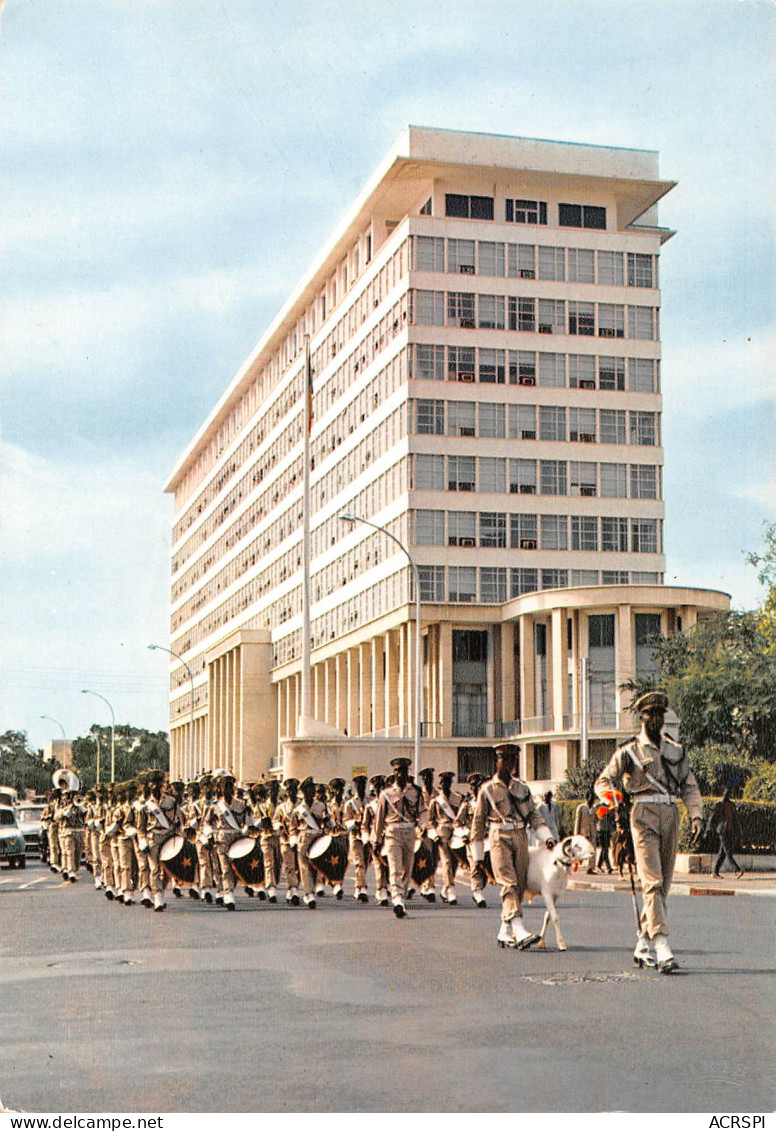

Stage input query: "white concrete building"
[{"left": 164, "top": 127, "right": 729, "bottom": 784}]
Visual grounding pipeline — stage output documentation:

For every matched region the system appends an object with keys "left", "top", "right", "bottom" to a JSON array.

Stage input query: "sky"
[{"left": 1, "top": 0, "right": 774, "bottom": 754}]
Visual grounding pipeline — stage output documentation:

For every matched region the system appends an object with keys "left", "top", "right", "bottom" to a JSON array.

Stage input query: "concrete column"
[
  {"left": 519, "top": 615, "right": 535, "bottom": 723},
  {"left": 501, "top": 622, "right": 516, "bottom": 728},
  {"left": 551, "top": 608, "right": 566, "bottom": 733},
  {"left": 335, "top": 653, "right": 347, "bottom": 732},
  {"left": 404, "top": 622, "right": 415, "bottom": 735},
  {"left": 359, "top": 642, "right": 372, "bottom": 734},
  {"left": 398, "top": 624, "right": 407, "bottom": 731},
  {"left": 616, "top": 604, "right": 634, "bottom": 723},
  {"left": 438, "top": 621, "right": 453, "bottom": 738},
  {"left": 325, "top": 658, "right": 336, "bottom": 728},
  {"left": 347, "top": 648, "right": 359, "bottom": 736},
  {"left": 385, "top": 630, "right": 399, "bottom": 732},
  {"left": 372, "top": 637, "right": 385, "bottom": 733}
]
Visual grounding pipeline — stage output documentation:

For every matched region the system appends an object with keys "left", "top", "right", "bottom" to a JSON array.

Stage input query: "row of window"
[
  {"left": 410, "top": 290, "right": 658, "bottom": 339},
  {"left": 413, "top": 236, "right": 656, "bottom": 287},
  {"left": 444, "top": 193, "right": 607, "bottom": 231},
  {"left": 413, "top": 400, "right": 659, "bottom": 447},
  {"left": 410, "top": 344, "right": 658, "bottom": 392},
  {"left": 417, "top": 564, "right": 661, "bottom": 604},
  {"left": 412, "top": 510, "right": 661, "bottom": 553},
  {"left": 412, "top": 453, "right": 661, "bottom": 496}
]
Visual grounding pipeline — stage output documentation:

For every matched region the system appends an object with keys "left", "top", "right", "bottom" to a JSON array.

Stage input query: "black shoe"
[
  {"left": 69, "top": 876, "right": 78, "bottom": 883},
  {"left": 189, "top": 888, "right": 199, "bottom": 900},
  {"left": 173, "top": 888, "right": 183, "bottom": 899},
  {"left": 358, "top": 892, "right": 369, "bottom": 903},
  {"left": 378, "top": 898, "right": 389, "bottom": 907},
  {"left": 335, "top": 889, "right": 343, "bottom": 901},
  {"left": 268, "top": 894, "right": 277, "bottom": 903},
  {"left": 425, "top": 892, "right": 436, "bottom": 903},
  {"left": 215, "top": 896, "right": 224, "bottom": 906},
  {"left": 406, "top": 889, "right": 414, "bottom": 900},
  {"left": 290, "top": 894, "right": 300, "bottom": 906},
  {"left": 514, "top": 933, "right": 541, "bottom": 951},
  {"left": 307, "top": 899, "right": 316, "bottom": 910},
  {"left": 245, "top": 888, "right": 254, "bottom": 897},
  {"left": 226, "top": 902, "right": 236, "bottom": 912},
  {"left": 658, "top": 957, "right": 679, "bottom": 974},
  {"left": 204, "top": 891, "right": 214, "bottom": 904},
  {"left": 141, "top": 897, "right": 153, "bottom": 908},
  {"left": 105, "top": 890, "right": 114, "bottom": 901},
  {"left": 393, "top": 903, "right": 405, "bottom": 918},
  {"left": 154, "top": 904, "right": 166, "bottom": 913},
  {"left": 257, "top": 890, "right": 267, "bottom": 901}
]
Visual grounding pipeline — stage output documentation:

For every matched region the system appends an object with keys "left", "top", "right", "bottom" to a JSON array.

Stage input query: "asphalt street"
[{"left": 2, "top": 859, "right": 773, "bottom": 1113}]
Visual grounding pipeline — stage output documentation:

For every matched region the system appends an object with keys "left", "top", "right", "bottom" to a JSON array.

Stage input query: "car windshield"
[
  {"left": 0, "top": 809, "right": 18, "bottom": 827},
  {"left": 18, "top": 809, "right": 43, "bottom": 822}
]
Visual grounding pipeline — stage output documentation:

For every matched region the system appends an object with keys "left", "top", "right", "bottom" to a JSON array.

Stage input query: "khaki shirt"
[
  {"left": 428, "top": 789, "right": 463, "bottom": 837},
  {"left": 342, "top": 793, "right": 366, "bottom": 833},
  {"left": 373, "top": 782, "right": 427, "bottom": 843},
  {"left": 471, "top": 775, "right": 548, "bottom": 843},
  {"left": 595, "top": 731, "right": 702, "bottom": 822},
  {"left": 289, "top": 798, "right": 332, "bottom": 839},
  {"left": 143, "top": 794, "right": 179, "bottom": 837}
]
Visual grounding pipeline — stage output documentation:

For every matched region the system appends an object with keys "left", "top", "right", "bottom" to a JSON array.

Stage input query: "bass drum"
[
  {"left": 307, "top": 834, "right": 348, "bottom": 884},
  {"left": 160, "top": 835, "right": 198, "bottom": 886},
  {"left": 411, "top": 836, "right": 438, "bottom": 886},
  {"left": 449, "top": 828, "right": 469, "bottom": 872},
  {"left": 228, "top": 837, "right": 265, "bottom": 887}
]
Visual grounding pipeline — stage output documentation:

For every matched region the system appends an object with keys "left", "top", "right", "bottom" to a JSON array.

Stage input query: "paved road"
[{"left": 2, "top": 860, "right": 774, "bottom": 1113}]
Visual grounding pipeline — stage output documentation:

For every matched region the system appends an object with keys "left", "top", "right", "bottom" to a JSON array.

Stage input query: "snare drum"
[
  {"left": 411, "top": 836, "right": 438, "bottom": 886},
  {"left": 306, "top": 834, "right": 348, "bottom": 883},
  {"left": 227, "top": 836, "right": 265, "bottom": 887},
  {"left": 159, "top": 835, "right": 198, "bottom": 886}
]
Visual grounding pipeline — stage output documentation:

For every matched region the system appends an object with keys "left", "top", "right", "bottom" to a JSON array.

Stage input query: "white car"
[
  {"left": 16, "top": 804, "right": 45, "bottom": 856},
  {"left": 0, "top": 806, "right": 26, "bottom": 868}
]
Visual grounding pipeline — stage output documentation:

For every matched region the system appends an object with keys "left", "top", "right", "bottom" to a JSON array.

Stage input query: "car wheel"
[{"left": 18, "top": 857, "right": 26, "bottom": 869}]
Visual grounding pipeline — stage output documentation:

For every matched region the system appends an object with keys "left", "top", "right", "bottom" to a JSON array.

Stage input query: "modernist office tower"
[{"left": 165, "top": 127, "right": 727, "bottom": 783}]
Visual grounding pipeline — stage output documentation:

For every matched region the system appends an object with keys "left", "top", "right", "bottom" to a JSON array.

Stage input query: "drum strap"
[
  {"left": 146, "top": 799, "right": 172, "bottom": 831},
  {"left": 298, "top": 804, "right": 322, "bottom": 832},
  {"left": 216, "top": 800, "right": 240, "bottom": 830},
  {"left": 436, "top": 794, "right": 457, "bottom": 823}
]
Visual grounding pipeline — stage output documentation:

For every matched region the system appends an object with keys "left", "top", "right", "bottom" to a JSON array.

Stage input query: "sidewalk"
[{"left": 569, "top": 868, "right": 776, "bottom": 898}]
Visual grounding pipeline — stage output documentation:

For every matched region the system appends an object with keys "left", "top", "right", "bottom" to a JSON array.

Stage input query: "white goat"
[{"left": 524, "top": 834, "right": 594, "bottom": 951}]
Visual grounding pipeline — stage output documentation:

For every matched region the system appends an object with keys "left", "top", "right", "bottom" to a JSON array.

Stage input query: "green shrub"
[
  {"left": 743, "top": 764, "right": 776, "bottom": 802},
  {"left": 678, "top": 799, "right": 776, "bottom": 853},
  {"left": 687, "top": 745, "right": 765, "bottom": 796},
  {"left": 555, "top": 758, "right": 607, "bottom": 802}
]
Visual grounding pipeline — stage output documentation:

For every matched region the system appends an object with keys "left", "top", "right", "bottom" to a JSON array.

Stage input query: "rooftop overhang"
[{"left": 501, "top": 583, "right": 731, "bottom": 622}]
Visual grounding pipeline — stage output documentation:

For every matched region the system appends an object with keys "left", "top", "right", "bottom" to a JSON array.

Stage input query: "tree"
[
  {"left": 70, "top": 724, "right": 169, "bottom": 788},
  {"left": 0, "top": 730, "right": 53, "bottom": 795},
  {"left": 747, "top": 521, "right": 776, "bottom": 655}
]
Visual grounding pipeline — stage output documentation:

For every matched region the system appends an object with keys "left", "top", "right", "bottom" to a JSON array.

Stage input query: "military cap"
[
  {"left": 634, "top": 690, "right": 669, "bottom": 713},
  {"left": 439, "top": 770, "right": 456, "bottom": 782},
  {"left": 352, "top": 774, "right": 368, "bottom": 784},
  {"left": 146, "top": 769, "right": 165, "bottom": 785},
  {"left": 301, "top": 776, "right": 315, "bottom": 788},
  {"left": 390, "top": 756, "right": 411, "bottom": 769},
  {"left": 467, "top": 772, "right": 484, "bottom": 786},
  {"left": 283, "top": 777, "right": 299, "bottom": 788},
  {"left": 418, "top": 766, "right": 435, "bottom": 778},
  {"left": 328, "top": 777, "right": 346, "bottom": 788},
  {"left": 494, "top": 742, "right": 521, "bottom": 758},
  {"left": 369, "top": 774, "right": 385, "bottom": 787}
]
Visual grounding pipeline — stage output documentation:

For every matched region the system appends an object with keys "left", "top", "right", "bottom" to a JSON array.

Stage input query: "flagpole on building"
[{"left": 300, "top": 336, "right": 313, "bottom": 724}]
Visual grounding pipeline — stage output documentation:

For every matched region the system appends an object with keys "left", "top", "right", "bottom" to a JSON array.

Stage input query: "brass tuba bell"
[{"left": 52, "top": 768, "right": 80, "bottom": 792}]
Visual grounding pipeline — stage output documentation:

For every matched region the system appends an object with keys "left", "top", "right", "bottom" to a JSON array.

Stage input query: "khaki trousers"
[
  {"left": 385, "top": 825, "right": 415, "bottom": 901},
  {"left": 146, "top": 831, "right": 169, "bottom": 895},
  {"left": 48, "top": 825, "right": 61, "bottom": 868},
  {"left": 117, "top": 837, "right": 135, "bottom": 892},
  {"left": 348, "top": 833, "right": 367, "bottom": 890},
  {"left": 297, "top": 829, "right": 320, "bottom": 897},
  {"left": 280, "top": 841, "right": 300, "bottom": 890},
  {"left": 630, "top": 802, "right": 679, "bottom": 939},
  {"left": 466, "top": 844, "right": 486, "bottom": 893},
  {"left": 213, "top": 832, "right": 239, "bottom": 893},
  {"left": 133, "top": 840, "right": 150, "bottom": 892},
  {"left": 259, "top": 833, "right": 280, "bottom": 888},
  {"left": 99, "top": 836, "right": 115, "bottom": 889},
  {"left": 437, "top": 835, "right": 456, "bottom": 891},
  {"left": 372, "top": 847, "right": 389, "bottom": 893},
  {"left": 196, "top": 841, "right": 214, "bottom": 889},
  {"left": 489, "top": 827, "right": 528, "bottom": 923},
  {"left": 60, "top": 829, "right": 81, "bottom": 875}
]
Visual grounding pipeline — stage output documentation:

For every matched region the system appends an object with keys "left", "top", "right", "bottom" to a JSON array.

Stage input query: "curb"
[{"left": 569, "top": 881, "right": 776, "bottom": 898}]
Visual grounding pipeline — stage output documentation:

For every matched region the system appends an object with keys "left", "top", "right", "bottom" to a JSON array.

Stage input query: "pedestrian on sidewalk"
[
  {"left": 595, "top": 805, "right": 614, "bottom": 874},
  {"left": 711, "top": 786, "right": 744, "bottom": 879},
  {"left": 574, "top": 790, "right": 599, "bottom": 873}
]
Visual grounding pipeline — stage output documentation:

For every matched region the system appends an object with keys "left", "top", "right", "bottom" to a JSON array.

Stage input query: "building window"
[
  {"left": 600, "top": 462, "right": 628, "bottom": 498},
  {"left": 539, "top": 405, "right": 567, "bottom": 441},
  {"left": 559, "top": 203, "right": 606, "bottom": 229},
  {"left": 571, "top": 515, "right": 599, "bottom": 551},
  {"left": 508, "top": 296, "right": 536, "bottom": 332},
  {"left": 446, "top": 193, "right": 494, "bottom": 220},
  {"left": 541, "top": 514, "right": 568, "bottom": 550},
  {"left": 632, "top": 571, "right": 659, "bottom": 584},
  {"left": 419, "top": 197, "right": 432, "bottom": 215},
  {"left": 630, "top": 411, "right": 657, "bottom": 446},
  {"left": 479, "top": 402, "right": 505, "bottom": 437},
  {"left": 418, "top": 565, "right": 445, "bottom": 601},
  {"left": 510, "top": 458, "right": 537, "bottom": 495},
  {"left": 569, "top": 354, "right": 596, "bottom": 389},
  {"left": 414, "top": 510, "right": 445, "bottom": 546},
  {"left": 630, "top": 464, "right": 658, "bottom": 499},
  {"left": 506, "top": 198, "right": 547, "bottom": 225},
  {"left": 541, "top": 569, "right": 568, "bottom": 590},
  {"left": 480, "top": 512, "right": 507, "bottom": 548},
  {"left": 602, "top": 570, "right": 629, "bottom": 585},
  {"left": 449, "top": 567, "right": 478, "bottom": 602},
  {"left": 479, "top": 457, "right": 507, "bottom": 494},
  {"left": 510, "top": 513, "right": 538, "bottom": 548},
  {"left": 568, "top": 301, "right": 595, "bottom": 336},
  {"left": 598, "top": 304, "right": 625, "bottom": 338},
  {"left": 479, "top": 348, "right": 506, "bottom": 384},
  {"left": 538, "top": 352, "right": 565, "bottom": 387},
  {"left": 413, "top": 236, "right": 445, "bottom": 272},
  {"left": 448, "top": 455, "right": 477, "bottom": 492},
  {"left": 509, "top": 349, "right": 536, "bottom": 385},
  {"left": 448, "top": 346, "right": 476, "bottom": 382},
  {"left": 448, "top": 511, "right": 477, "bottom": 546},
  {"left": 569, "top": 407, "right": 597, "bottom": 443},
  {"left": 508, "top": 243, "right": 536, "bottom": 278},
  {"left": 452, "top": 630, "right": 489, "bottom": 736},
  {"left": 568, "top": 247, "right": 595, "bottom": 284},
  {"left": 599, "top": 355, "right": 626, "bottom": 390},
  {"left": 480, "top": 566, "right": 507, "bottom": 602},
  {"left": 628, "top": 306, "right": 657, "bottom": 339},
  {"left": 412, "top": 289, "right": 444, "bottom": 325},
  {"left": 447, "top": 291, "right": 476, "bottom": 328},
  {"left": 598, "top": 250, "right": 624, "bottom": 286},
  {"left": 570, "top": 461, "right": 597, "bottom": 496},
  {"left": 511, "top": 567, "right": 539, "bottom": 596},
  {"left": 447, "top": 400, "right": 476, "bottom": 437},
  {"left": 538, "top": 245, "right": 565, "bottom": 281},
  {"left": 572, "top": 569, "right": 599, "bottom": 586},
  {"left": 478, "top": 241, "right": 505, "bottom": 276},
  {"left": 415, "top": 399, "right": 445, "bottom": 434},
  {"left": 627, "top": 253, "right": 655, "bottom": 288},
  {"left": 414, "top": 453, "right": 445, "bottom": 491},
  {"left": 509, "top": 403, "right": 537, "bottom": 440},
  {"left": 538, "top": 299, "right": 565, "bottom": 334},
  {"left": 601, "top": 516, "right": 629, "bottom": 552},
  {"left": 457, "top": 746, "right": 495, "bottom": 780},
  {"left": 411, "top": 343, "right": 445, "bottom": 380},
  {"left": 540, "top": 460, "right": 567, "bottom": 495},
  {"left": 629, "top": 357, "right": 657, "bottom": 393},
  {"left": 632, "top": 518, "right": 659, "bottom": 554},
  {"left": 478, "top": 293, "right": 505, "bottom": 330},
  {"left": 600, "top": 409, "right": 627, "bottom": 445},
  {"left": 447, "top": 238, "right": 476, "bottom": 274},
  {"left": 635, "top": 612, "right": 662, "bottom": 678}
]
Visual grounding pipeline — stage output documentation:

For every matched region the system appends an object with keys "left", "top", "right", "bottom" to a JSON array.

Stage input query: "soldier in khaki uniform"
[
  {"left": 454, "top": 772, "right": 488, "bottom": 908},
  {"left": 428, "top": 770, "right": 463, "bottom": 905},
  {"left": 373, "top": 757, "right": 427, "bottom": 918},
  {"left": 258, "top": 779, "right": 282, "bottom": 902},
  {"left": 139, "top": 770, "right": 180, "bottom": 912},
  {"left": 116, "top": 782, "right": 139, "bottom": 905},
  {"left": 595, "top": 691, "right": 703, "bottom": 973},
  {"left": 206, "top": 770, "right": 247, "bottom": 909},
  {"left": 290, "top": 777, "right": 334, "bottom": 909},
  {"left": 277, "top": 778, "right": 301, "bottom": 906},
  {"left": 183, "top": 778, "right": 215, "bottom": 902},
  {"left": 43, "top": 788, "right": 62, "bottom": 872},
  {"left": 416, "top": 767, "right": 437, "bottom": 902},
  {"left": 98, "top": 785, "right": 118, "bottom": 900},
  {"left": 471, "top": 744, "right": 553, "bottom": 949},
  {"left": 56, "top": 787, "right": 86, "bottom": 882},
  {"left": 363, "top": 774, "right": 389, "bottom": 906},
  {"left": 342, "top": 774, "right": 369, "bottom": 902}
]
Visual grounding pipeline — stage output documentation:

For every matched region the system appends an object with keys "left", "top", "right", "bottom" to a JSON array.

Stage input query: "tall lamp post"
[
  {"left": 81, "top": 690, "right": 116, "bottom": 783},
  {"left": 339, "top": 513, "right": 422, "bottom": 781},
  {"left": 148, "top": 644, "right": 195, "bottom": 781},
  {"left": 39, "top": 715, "right": 67, "bottom": 782}
]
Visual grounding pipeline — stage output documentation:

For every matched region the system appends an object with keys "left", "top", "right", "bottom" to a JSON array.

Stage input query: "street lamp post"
[
  {"left": 81, "top": 690, "right": 116, "bottom": 782},
  {"left": 148, "top": 644, "right": 195, "bottom": 781},
  {"left": 339, "top": 513, "right": 422, "bottom": 781},
  {"left": 39, "top": 714, "right": 68, "bottom": 780}
]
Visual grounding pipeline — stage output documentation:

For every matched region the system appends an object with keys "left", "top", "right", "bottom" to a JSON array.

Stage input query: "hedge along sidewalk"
[{"left": 567, "top": 865, "right": 776, "bottom": 898}]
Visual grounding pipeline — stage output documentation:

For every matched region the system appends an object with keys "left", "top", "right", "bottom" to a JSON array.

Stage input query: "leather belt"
[{"left": 632, "top": 793, "right": 676, "bottom": 805}]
